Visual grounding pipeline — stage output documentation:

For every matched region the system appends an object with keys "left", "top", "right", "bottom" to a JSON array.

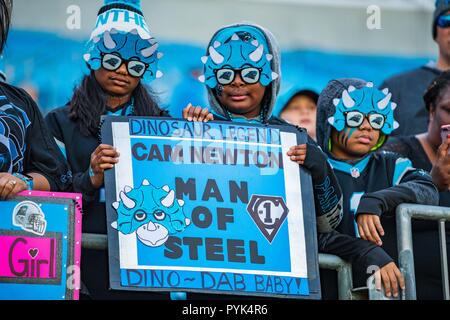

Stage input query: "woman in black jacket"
[
  {"left": 45, "top": 0, "right": 168, "bottom": 299},
  {"left": 382, "top": 71, "right": 450, "bottom": 299},
  {"left": 0, "top": 0, "right": 70, "bottom": 198}
]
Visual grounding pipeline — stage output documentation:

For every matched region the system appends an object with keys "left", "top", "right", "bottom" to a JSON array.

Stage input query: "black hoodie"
[
  {"left": 316, "top": 79, "right": 439, "bottom": 293},
  {"left": 316, "top": 78, "right": 438, "bottom": 233},
  {"left": 206, "top": 25, "right": 403, "bottom": 296},
  {"left": 207, "top": 23, "right": 344, "bottom": 233}
]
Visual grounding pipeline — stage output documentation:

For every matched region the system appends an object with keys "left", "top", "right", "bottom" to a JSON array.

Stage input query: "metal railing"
[
  {"left": 397, "top": 204, "right": 450, "bottom": 300},
  {"left": 81, "top": 233, "right": 107, "bottom": 250},
  {"left": 83, "top": 204, "right": 450, "bottom": 300},
  {"left": 318, "top": 253, "right": 354, "bottom": 300},
  {"left": 81, "top": 233, "right": 188, "bottom": 300},
  {"left": 80, "top": 234, "right": 380, "bottom": 300}
]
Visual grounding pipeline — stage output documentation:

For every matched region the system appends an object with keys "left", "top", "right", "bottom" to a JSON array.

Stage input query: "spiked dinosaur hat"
[
  {"left": 83, "top": 0, "right": 163, "bottom": 82},
  {"left": 198, "top": 23, "right": 282, "bottom": 122},
  {"left": 316, "top": 79, "right": 399, "bottom": 153}
]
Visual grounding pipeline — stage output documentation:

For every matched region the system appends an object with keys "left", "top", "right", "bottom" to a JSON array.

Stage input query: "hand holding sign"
[
  {"left": 287, "top": 145, "right": 307, "bottom": 165},
  {"left": 103, "top": 117, "right": 320, "bottom": 299},
  {"left": 183, "top": 104, "right": 214, "bottom": 122},
  {"left": 90, "top": 144, "right": 120, "bottom": 189},
  {"left": 0, "top": 173, "right": 28, "bottom": 200}
]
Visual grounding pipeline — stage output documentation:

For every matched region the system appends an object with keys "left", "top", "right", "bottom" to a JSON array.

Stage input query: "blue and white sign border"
[{"left": 103, "top": 116, "right": 321, "bottom": 299}]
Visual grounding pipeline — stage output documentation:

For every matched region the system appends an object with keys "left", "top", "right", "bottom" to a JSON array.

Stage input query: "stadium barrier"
[
  {"left": 82, "top": 203, "right": 450, "bottom": 300},
  {"left": 81, "top": 233, "right": 108, "bottom": 250},
  {"left": 81, "top": 234, "right": 363, "bottom": 300},
  {"left": 397, "top": 204, "right": 450, "bottom": 300},
  {"left": 318, "top": 254, "right": 354, "bottom": 300}
]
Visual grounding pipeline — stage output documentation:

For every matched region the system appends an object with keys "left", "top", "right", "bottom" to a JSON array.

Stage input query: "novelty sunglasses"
[
  {"left": 214, "top": 67, "right": 261, "bottom": 85},
  {"left": 101, "top": 53, "right": 148, "bottom": 78},
  {"left": 344, "top": 111, "right": 386, "bottom": 130}
]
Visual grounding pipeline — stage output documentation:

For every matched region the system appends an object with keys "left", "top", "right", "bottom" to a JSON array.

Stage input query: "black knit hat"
[
  {"left": 280, "top": 89, "right": 319, "bottom": 114},
  {"left": 433, "top": 0, "right": 450, "bottom": 39}
]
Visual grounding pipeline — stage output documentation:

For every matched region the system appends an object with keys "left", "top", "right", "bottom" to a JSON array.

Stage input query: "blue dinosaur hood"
[
  {"left": 203, "top": 22, "right": 281, "bottom": 122},
  {"left": 316, "top": 78, "right": 399, "bottom": 155}
]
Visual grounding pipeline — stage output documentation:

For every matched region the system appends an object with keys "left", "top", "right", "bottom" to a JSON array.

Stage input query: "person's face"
[
  {"left": 280, "top": 95, "right": 317, "bottom": 139},
  {"left": 94, "top": 61, "right": 140, "bottom": 97},
  {"left": 429, "top": 87, "right": 450, "bottom": 147},
  {"left": 436, "top": 11, "right": 450, "bottom": 61},
  {"left": 330, "top": 117, "right": 380, "bottom": 160},
  {"left": 216, "top": 72, "right": 266, "bottom": 119}
]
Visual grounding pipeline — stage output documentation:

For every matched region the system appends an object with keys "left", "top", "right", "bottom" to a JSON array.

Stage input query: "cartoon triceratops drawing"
[{"left": 111, "top": 179, "right": 190, "bottom": 247}]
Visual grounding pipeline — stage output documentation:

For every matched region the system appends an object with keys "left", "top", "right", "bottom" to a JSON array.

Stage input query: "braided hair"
[
  {"left": 424, "top": 70, "right": 450, "bottom": 112},
  {"left": 69, "top": 72, "right": 167, "bottom": 136},
  {"left": 0, "top": 0, "right": 12, "bottom": 55}
]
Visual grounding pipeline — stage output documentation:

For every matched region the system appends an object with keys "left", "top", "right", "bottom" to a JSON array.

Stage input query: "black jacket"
[
  {"left": 46, "top": 105, "right": 106, "bottom": 234},
  {"left": 0, "top": 83, "right": 71, "bottom": 191},
  {"left": 382, "top": 135, "right": 450, "bottom": 299},
  {"left": 45, "top": 104, "right": 170, "bottom": 300},
  {"left": 315, "top": 78, "right": 440, "bottom": 298},
  {"left": 214, "top": 114, "right": 393, "bottom": 274},
  {"left": 380, "top": 65, "right": 441, "bottom": 136}
]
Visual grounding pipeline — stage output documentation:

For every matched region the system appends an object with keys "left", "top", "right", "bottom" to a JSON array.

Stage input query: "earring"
[{"left": 217, "top": 85, "right": 224, "bottom": 96}]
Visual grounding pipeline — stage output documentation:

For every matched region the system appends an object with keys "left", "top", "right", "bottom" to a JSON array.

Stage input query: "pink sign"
[
  {"left": 16, "top": 191, "right": 82, "bottom": 300},
  {"left": 0, "top": 235, "right": 60, "bottom": 280}
]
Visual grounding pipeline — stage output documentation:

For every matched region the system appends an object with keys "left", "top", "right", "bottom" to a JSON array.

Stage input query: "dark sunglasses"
[
  {"left": 214, "top": 67, "right": 261, "bottom": 85},
  {"left": 101, "top": 53, "right": 148, "bottom": 78},
  {"left": 437, "top": 15, "right": 450, "bottom": 28},
  {"left": 344, "top": 111, "right": 386, "bottom": 130}
]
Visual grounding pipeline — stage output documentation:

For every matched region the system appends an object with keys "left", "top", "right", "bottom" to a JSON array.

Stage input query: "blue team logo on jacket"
[
  {"left": 111, "top": 179, "right": 191, "bottom": 247},
  {"left": 327, "top": 83, "right": 399, "bottom": 135},
  {"left": 0, "top": 97, "right": 31, "bottom": 173}
]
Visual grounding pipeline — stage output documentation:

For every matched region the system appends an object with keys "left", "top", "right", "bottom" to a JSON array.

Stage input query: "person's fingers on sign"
[
  {"left": 90, "top": 144, "right": 120, "bottom": 189},
  {"left": 183, "top": 103, "right": 214, "bottom": 122},
  {"left": 0, "top": 173, "right": 27, "bottom": 200},
  {"left": 287, "top": 144, "right": 307, "bottom": 165}
]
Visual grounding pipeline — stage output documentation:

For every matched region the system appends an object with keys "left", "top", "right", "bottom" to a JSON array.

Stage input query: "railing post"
[
  {"left": 81, "top": 233, "right": 108, "bottom": 250},
  {"left": 396, "top": 204, "right": 416, "bottom": 300},
  {"left": 319, "top": 253, "right": 353, "bottom": 300},
  {"left": 336, "top": 262, "right": 353, "bottom": 300},
  {"left": 439, "top": 220, "right": 450, "bottom": 300}
]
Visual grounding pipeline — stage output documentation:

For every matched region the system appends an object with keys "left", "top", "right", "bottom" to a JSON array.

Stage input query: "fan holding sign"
[
  {"left": 44, "top": 0, "right": 173, "bottom": 300},
  {"left": 181, "top": 23, "right": 407, "bottom": 299},
  {"left": 101, "top": 23, "right": 382, "bottom": 300}
]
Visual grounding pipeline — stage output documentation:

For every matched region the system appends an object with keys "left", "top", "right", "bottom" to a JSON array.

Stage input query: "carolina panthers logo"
[
  {"left": 111, "top": 179, "right": 190, "bottom": 247},
  {"left": 0, "top": 97, "right": 31, "bottom": 173}
]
